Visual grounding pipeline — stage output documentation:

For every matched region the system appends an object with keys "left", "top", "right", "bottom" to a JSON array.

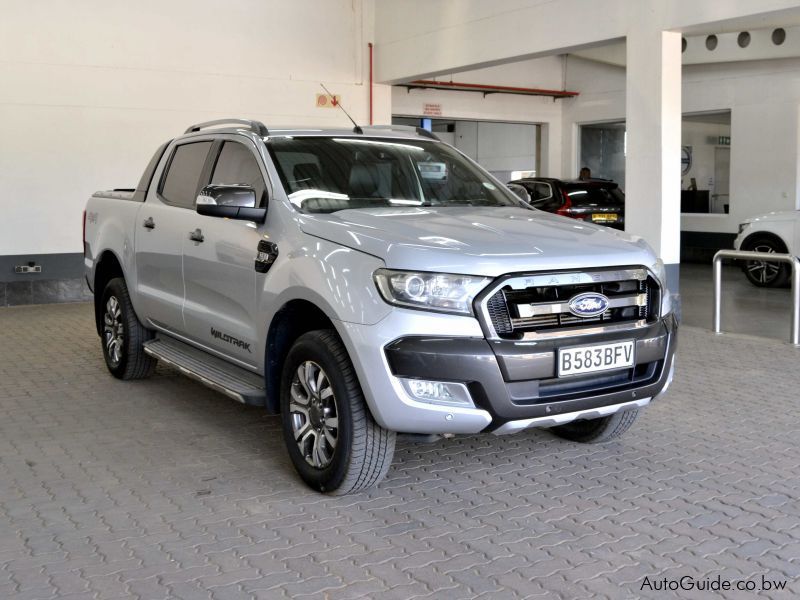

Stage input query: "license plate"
[
  {"left": 592, "top": 213, "right": 618, "bottom": 222},
  {"left": 558, "top": 340, "right": 635, "bottom": 377}
]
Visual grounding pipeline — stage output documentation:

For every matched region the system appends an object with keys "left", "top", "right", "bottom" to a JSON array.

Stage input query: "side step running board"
[{"left": 144, "top": 336, "right": 267, "bottom": 406}]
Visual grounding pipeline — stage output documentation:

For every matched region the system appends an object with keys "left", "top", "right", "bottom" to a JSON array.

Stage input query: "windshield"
[
  {"left": 267, "top": 136, "right": 520, "bottom": 213},
  {"left": 563, "top": 183, "right": 625, "bottom": 207}
]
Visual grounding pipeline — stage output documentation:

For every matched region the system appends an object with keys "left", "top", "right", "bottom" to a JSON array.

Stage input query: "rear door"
[
  {"left": 135, "top": 140, "right": 212, "bottom": 333},
  {"left": 181, "top": 138, "right": 269, "bottom": 368}
]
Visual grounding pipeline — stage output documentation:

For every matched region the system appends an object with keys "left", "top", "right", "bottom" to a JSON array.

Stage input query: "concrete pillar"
[{"left": 624, "top": 27, "right": 682, "bottom": 292}]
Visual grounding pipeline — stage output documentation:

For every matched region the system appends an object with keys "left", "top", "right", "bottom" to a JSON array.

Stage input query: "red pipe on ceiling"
[{"left": 409, "top": 79, "right": 579, "bottom": 98}]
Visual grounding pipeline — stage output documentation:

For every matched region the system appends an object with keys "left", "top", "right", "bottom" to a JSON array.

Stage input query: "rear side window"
[
  {"left": 210, "top": 142, "right": 267, "bottom": 206},
  {"left": 160, "top": 141, "right": 212, "bottom": 208}
]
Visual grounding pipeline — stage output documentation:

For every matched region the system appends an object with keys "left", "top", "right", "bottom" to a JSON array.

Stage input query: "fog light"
[{"left": 399, "top": 378, "right": 473, "bottom": 407}]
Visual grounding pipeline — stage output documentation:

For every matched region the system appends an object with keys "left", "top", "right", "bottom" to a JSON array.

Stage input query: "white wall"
[
  {"left": 0, "top": 0, "right": 389, "bottom": 256},
  {"left": 563, "top": 55, "right": 800, "bottom": 234},
  {"left": 391, "top": 57, "right": 565, "bottom": 177},
  {"left": 375, "top": 0, "right": 800, "bottom": 83}
]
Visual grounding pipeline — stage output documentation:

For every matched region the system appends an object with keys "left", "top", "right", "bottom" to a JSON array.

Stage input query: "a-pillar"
[{"left": 625, "top": 26, "right": 682, "bottom": 294}]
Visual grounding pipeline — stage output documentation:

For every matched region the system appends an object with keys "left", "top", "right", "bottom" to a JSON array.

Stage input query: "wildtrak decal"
[{"left": 211, "top": 327, "right": 251, "bottom": 353}]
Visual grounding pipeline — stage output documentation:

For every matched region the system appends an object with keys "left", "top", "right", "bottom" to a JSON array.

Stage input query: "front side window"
[
  {"left": 533, "top": 183, "right": 552, "bottom": 200},
  {"left": 210, "top": 142, "right": 267, "bottom": 206},
  {"left": 160, "top": 141, "right": 213, "bottom": 209},
  {"left": 267, "top": 137, "right": 519, "bottom": 214}
]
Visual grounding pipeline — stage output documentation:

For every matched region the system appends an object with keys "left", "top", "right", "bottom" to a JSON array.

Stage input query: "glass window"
[
  {"left": 160, "top": 142, "right": 212, "bottom": 209},
  {"left": 267, "top": 137, "right": 520, "bottom": 214},
  {"left": 524, "top": 182, "right": 559, "bottom": 209},
  {"left": 562, "top": 183, "right": 625, "bottom": 207},
  {"left": 210, "top": 142, "right": 267, "bottom": 206}
]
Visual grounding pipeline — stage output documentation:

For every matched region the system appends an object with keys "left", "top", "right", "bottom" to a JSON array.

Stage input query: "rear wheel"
[
  {"left": 742, "top": 236, "right": 790, "bottom": 287},
  {"left": 100, "top": 278, "right": 157, "bottom": 379},
  {"left": 280, "top": 330, "right": 395, "bottom": 494},
  {"left": 551, "top": 408, "right": 639, "bottom": 443}
]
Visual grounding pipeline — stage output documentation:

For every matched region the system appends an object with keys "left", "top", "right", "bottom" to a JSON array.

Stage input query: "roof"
[
  {"left": 510, "top": 177, "right": 618, "bottom": 187},
  {"left": 179, "top": 119, "right": 438, "bottom": 142}
]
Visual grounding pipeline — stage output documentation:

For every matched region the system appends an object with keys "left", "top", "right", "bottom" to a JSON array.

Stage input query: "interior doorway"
[
  {"left": 392, "top": 116, "right": 540, "bottom": 183},
  {"left": 713, "top": 146, "right": 731, "bottom": 214}
]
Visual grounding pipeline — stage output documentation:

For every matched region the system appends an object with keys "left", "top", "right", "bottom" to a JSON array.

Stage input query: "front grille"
[{"left": 481, "top": 268, "right": 660, "bottom": 340}]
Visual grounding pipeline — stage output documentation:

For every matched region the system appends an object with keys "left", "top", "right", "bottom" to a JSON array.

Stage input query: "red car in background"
[{"left": 508, "top": 177, "right": 625, "bottom": 230}]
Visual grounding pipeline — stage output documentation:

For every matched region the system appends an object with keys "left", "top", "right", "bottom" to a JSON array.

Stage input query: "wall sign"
[
  {"left": 718, "top": 136, "right": 730, "bottom": 146},
  {"left": 423, "top": 103, "right": 442, "bottom": 117},
  {"left": 316, "top": 93, "right": 341, "bottom": 108},
  {"left": 681, "top": 146, "right": 692, "bottom": 175}
]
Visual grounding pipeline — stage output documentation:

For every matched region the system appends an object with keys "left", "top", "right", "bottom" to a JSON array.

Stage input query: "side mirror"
[
  {"left": 506, "top": 183, "right": 530, "bottom": 205},
  {"left": 196, "top": 184, "right": 266, "bottom": 222}
]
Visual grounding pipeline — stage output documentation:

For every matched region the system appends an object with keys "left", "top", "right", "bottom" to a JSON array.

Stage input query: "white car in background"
[{"left": 734, "top": 210, "right": 800, "bottom": 287}]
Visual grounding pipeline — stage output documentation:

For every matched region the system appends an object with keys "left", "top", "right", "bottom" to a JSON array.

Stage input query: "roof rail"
[
  {"left": 363, "top": 125, "right": 440, "bottom": 141},
  {"left": 184, "top": 119, "right": 269, "bottom": 136}
]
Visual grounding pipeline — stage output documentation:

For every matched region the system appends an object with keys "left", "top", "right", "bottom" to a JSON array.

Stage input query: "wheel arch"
[
  {"left": 93, "top": 250, "right": 125, "bottom": 336},
  {"left": 740, "top": 230, "right": 789, "bottom": 253},
  {"left": 264, "top": 299, "right": 338, "bottom": 414}
]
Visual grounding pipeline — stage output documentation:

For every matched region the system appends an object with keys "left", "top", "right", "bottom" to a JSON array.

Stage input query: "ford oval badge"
[{"left": 568, "top": 292, "right": 610, "bottom": 318}]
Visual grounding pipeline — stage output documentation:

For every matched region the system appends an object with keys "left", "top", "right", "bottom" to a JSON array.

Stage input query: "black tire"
[
  {"left": 100, "top": 277, "right": 157, "bottom": 380},
  {"left": 551, "top": 408, "right": 639, "bottom": 444},
  {"left": 280, "top": 330, "right": 395, "bottom": 495},
  {"left": 741, "top": 236, "right": 790, "bottom": 288}
]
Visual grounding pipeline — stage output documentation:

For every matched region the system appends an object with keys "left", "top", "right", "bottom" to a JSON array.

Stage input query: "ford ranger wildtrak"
[{"left": 84, "top": 119, "right": 678, "bottom": 494}]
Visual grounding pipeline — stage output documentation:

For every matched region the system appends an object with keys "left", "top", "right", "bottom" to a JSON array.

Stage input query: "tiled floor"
[
  {"left": 680, "top": 263, "right": 795, "bottom": 343},
  {"left": 1, "top": 298, "right": 799, "bottom": 599}
]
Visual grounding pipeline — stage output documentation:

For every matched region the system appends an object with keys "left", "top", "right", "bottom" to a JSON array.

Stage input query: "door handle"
[
  {"left": 189, "top": 228, "right": 205, "bottom": 243},
  {"left": 143, "top": 217, "right": 155, "bottom": 229}
]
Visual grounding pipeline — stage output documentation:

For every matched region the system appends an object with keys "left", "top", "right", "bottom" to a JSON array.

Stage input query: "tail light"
[{"left": 555, "top": 189, "right": 573, "bottom": 217}]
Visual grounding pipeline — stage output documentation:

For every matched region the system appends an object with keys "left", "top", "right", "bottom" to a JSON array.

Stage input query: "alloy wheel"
[
  {"left": 289, "top": 361, "right": 339, "bottom": 468},
  {"left": 103, "top": 296, "right": 124, "bottom": 366},
  {"left": 746, "top": 244, "right": 780, "bottom": 285}
]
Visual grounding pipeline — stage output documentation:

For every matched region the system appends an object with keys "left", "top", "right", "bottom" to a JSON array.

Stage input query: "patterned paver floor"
[{"left": 1, "top": 303, "right": 798, "bottom": 599}]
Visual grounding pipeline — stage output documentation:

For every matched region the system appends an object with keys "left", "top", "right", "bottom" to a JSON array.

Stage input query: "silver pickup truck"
[{"left": 84, "top": 119, "right": 678, "bottom": 494}]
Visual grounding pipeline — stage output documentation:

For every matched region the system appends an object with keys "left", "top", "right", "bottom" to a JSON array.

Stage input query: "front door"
[
  {"left": 182, "top": 139, "right": 269, "bottom": 368},
  {"left": 135, "top": 140, "right": 213, "bottom": 333}
]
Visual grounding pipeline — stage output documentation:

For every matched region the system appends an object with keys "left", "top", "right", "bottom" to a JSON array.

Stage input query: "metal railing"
[{"left": 713, "top": 249, "right": 800, "bottom": 346}]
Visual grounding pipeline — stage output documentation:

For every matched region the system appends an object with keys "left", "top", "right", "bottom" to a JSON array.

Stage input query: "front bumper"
[{"left": 386, "top": 314, "right": 677, "bottom": 433}]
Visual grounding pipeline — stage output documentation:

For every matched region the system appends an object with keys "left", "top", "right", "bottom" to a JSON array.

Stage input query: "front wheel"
[
  {"left": 551, "top": 408, "right": 639, "bottom": 443},
  {"left": 280, "top": 330, "right": 395, "bottom": 494},
  {"left": 742, "top": 237, "right": 790, "bottom": 287},
  {"left": 100, "top": 278, "right": 157, "bottom": 380}
]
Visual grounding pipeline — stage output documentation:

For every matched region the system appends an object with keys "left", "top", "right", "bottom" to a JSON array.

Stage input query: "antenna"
[{"left": 321, "top": 83, "right": 363, "bottom": 134}]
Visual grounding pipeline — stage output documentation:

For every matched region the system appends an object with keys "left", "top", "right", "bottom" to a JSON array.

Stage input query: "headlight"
[{"left": 373, "top": 269, "right": 490, "bottom": 315}]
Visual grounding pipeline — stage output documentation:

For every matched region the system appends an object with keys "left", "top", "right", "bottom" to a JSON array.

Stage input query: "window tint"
[
  {"left": 160, "top": 142, "right": 212, "bottom": 208},
  {"left": 267, "top": 137, "right": 519, "bottom": 214},
  {"left": 535, "top": 183, "right": 552, "bottom": 199},
  {"left": 563, "top": 184, "right": 625, "bottom": 207},
  {"left": 210, "top": 142, "right": 267, "bottom": 206},
  {"left": 524, "top": 182, "right": 559, "bottom": 209},
  {"left": 526, "top": 183, "right": 552, "bottom": 201}
]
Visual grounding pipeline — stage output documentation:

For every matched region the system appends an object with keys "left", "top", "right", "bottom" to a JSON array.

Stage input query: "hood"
[
  {"left": 745, "top": 209, "right": 800, "bottom": 224},
  {"left": 298, "top": 206, "right": 658, "bottom": 277}
]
